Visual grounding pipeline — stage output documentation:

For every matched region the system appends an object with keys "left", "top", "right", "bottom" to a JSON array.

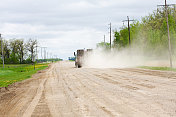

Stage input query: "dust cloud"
[
  {"left": 83, "top": 46, "right": 171, "bottom": 68},
  {"left": 83, "top": 48, "right": 144, "bottom": 68}
]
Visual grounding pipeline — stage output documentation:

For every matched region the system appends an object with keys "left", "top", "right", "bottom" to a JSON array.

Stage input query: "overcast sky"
[{"left": 0, "top": 0, "right": 175, "bottom": 59}]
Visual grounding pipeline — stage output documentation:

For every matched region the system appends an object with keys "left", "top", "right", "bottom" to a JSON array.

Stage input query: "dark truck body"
[
  {"left": 75, "top": 49, "right": 84, "bottom": 68},
  {"left": 75, "top": 49, "right": 93, "bottom": 68}
]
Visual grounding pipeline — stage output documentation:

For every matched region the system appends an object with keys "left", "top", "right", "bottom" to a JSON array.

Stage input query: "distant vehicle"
[
  {"left": 68, "top": 57, "right": 75, "bottom": 61},
  {"left": 74, "top": 49, "right": 93, "bottom": 68},
  {"left": 74, "top": 49, "right": 84, "bottom": 68}
]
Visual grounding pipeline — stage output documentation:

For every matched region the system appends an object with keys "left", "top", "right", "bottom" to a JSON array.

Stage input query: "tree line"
[
  {"left": 97, "top": 6, "right": 176, "bottom": 57},
  {"left": 0, "top": 39, "right": 37, "bottom": 64}
]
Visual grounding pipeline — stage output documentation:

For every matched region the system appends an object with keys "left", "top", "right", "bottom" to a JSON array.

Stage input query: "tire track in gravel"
[
  {"left": 78, "top": 67, "right": 176, "bottom": 117},
  {"left": 0, "top": 61, "right": 176, "bottom": 117}
]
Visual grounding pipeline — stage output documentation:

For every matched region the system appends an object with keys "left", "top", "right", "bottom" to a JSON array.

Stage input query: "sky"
[{"left": 0, "top": 0, "right": 175, "bottom": 59}]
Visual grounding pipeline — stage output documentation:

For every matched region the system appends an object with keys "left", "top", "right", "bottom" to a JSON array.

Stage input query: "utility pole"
[
  {"left": 157, "top": 0, "right": 173, "bottom": 68},
  {"left": 109, "top": 23, "right": 112, "bottom": 49},
  {"left": 0, "top": 34, "right": 4, "bottom": 68},
  {"left": 127, "top": 16, "right": 131, "bottom": 45},
  {"left": 174, "top": 5, "right": 176, "bottom": 23},
  {"left": 43, "top": 47, "right": 47, "bottom": 62},
  {"left": 123, "top": 16, "right": 134, "bottom": 45},
  {"left": 41, "top": 47, "right": 43, "bottom": 59},
  {"left": 165, "top": 0, "right": 172, "bottom": 68},
  {"left": 36, "top": 44, "right": 38, "bottom": 60},
  {"left": 41, "top": 47, "right": 47, "bottom": 62}
]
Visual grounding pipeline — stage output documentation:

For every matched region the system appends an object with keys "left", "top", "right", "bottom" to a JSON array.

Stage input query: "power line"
[{"left": 157, "top": 4, "right": 176, "bottom": 7}]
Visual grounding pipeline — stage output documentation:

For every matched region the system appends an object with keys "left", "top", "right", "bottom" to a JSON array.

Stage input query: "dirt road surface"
[{"left": 0, "top": 61, "right": 176, "bottom": 117}]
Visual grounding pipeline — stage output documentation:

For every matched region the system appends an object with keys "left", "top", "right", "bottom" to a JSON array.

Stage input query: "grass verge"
[
  {"left": 139, "top": 66, "right": 176, "bottom": 72},
  {"left": 0, "top": 63, "right": 49, "bottom": 87}
]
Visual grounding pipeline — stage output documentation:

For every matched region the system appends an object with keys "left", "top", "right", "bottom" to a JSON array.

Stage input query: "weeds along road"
[{"left": 0, "top": 61, "right": 176, "bottom": 117}]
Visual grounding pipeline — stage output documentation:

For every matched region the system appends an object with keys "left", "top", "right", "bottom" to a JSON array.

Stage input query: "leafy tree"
[
  {"left": 0, "top": 38, "right": 40, "bottom": 64},
  {"left": 113, "top": 31, "right": 120, "bottom": 48},
  {"left": 16, "top": 39, "right": 26, "bottom": 63},
  {"left": 3, "top": 40, "right": 11, "bottom": 63},
  {"left": 96, "top": 42, "right": 110, "bottom": 50},
  {"left": 110, "top": 6, "right": 176, "bottom": 58},
  {"left": 26, "top": 39, "right": 37, "bottom": 62},
  {"left": 10, "top": 39, "right": 20, "bottom": 64}
]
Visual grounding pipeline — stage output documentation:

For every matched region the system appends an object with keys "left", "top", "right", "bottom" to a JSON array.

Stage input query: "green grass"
[
  {"left": 0, "top": 63, "right": 49, "bottom": 87},
  {"left": 139, "top": 66, "right": 176, "bottom": 72}
]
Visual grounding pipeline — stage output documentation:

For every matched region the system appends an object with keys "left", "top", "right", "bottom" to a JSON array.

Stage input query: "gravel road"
[{"left": 0, "top": 61, "right": 176, "bottom": 117}]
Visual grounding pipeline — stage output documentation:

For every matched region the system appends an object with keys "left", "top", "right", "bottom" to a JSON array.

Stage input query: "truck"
[{"left": 74, "top": 49, "right": 93, "bottom": 68}]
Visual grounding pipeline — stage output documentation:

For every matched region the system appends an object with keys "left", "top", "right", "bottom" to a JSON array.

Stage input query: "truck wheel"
[{"left": 75, "top": 62, "right": 78, "bottom": 68}]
